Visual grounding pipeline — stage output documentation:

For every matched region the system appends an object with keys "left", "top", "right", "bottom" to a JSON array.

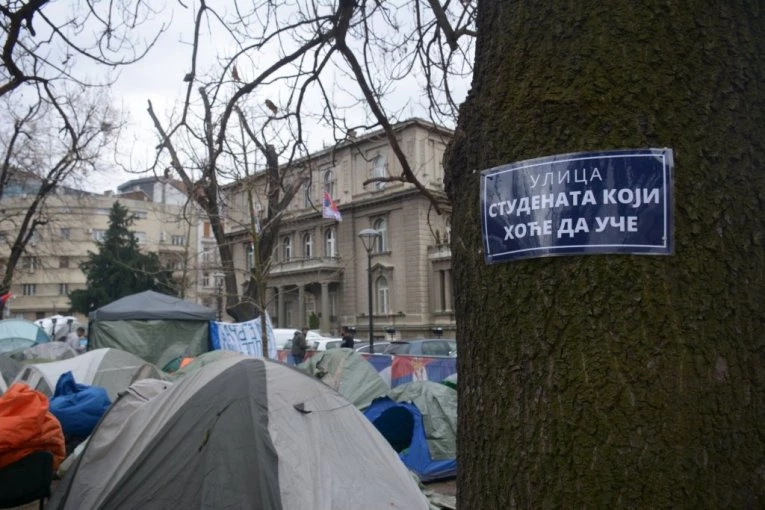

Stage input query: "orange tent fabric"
[{"left": 0, "top": 383, "right": 66, "bottom": 470}]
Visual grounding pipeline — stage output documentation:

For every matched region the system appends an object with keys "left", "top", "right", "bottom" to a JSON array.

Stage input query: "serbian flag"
[
  {"left": 322, "top": 191, "right": 342, "bottom": 222},
  {"left": 0, "top": 292, "right": 12, "bottom": 305},
  {"left": 390, "top": 356, "right": 458, "bottom": 387}
]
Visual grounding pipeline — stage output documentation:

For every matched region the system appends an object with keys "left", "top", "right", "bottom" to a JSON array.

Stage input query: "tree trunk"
[{"left": 446, "top": 2, "right": 765, "bottom": 508}]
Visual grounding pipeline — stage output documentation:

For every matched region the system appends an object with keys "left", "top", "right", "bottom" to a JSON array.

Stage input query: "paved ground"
[
  {"left": 425, "top": 478, "right": 457, "bottom": 496},
  {"left": 9, "top": 479, "right": 457, "bottom": 509}
]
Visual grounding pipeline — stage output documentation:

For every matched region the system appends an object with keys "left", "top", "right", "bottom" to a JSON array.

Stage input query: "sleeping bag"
[
  {"left": 49, "top": 371, "right": 111, "bottom": 438},
  {"left": 0, "top": 383, "right": 65, "bottom": 469}
]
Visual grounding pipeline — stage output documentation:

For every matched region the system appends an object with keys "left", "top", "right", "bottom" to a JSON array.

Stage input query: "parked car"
[
  {"left": 355, "top": 341, "right": 391, "bottom": 354},
  {"left": 383, "top": 339, "right": 456, "bottom": 357}
]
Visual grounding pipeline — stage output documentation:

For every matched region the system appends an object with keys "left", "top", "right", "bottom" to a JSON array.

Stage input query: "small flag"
[
  {"left": 0, "top": 292, "right": 12, "bottom": 305},
  {"left": 322, "top": 191, "right": 342, "bottom": 222}
]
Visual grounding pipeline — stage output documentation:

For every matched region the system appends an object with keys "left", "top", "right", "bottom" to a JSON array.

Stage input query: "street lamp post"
[{"left": 358, "top": 228, "right": 380, "bottom": 354}]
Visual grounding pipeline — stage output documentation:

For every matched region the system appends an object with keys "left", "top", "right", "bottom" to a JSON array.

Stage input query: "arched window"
[
  {"left": 282, "top": 236, "right": 292, "bottom": 262},
  {"left": 303, "top": 233, "right": 313, "bottom": 259},
  {"left": 323, "top": 169, "right": 336, "bottom": 198},
  {"left": 325, "top": 228, "right": 336, "bottom": 257},
  {"left": 372, "top": 154, "right": 386, "bottom": 190},
  {"left": 373, "top": 217, "right": 387, "bottom": 253},
  {"left": 375, "top": 276, "right": 389, "bottom": 315}
]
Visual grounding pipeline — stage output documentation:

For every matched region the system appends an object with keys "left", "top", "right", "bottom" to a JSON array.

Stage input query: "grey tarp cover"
[
  {"left": 13, "top": 342, "right": 78, "bottom": 362},
  {"left": 390, "top": 381, "right": 458, "bottom": 460},
  {"left": 14, "top": 348, "right": 163, "bottom": 401},
  {"left": 88, "top": 291, "right": 215, "bottom": 367},
  {"left": 88, "top": 290, "right": 216, "bottom": 321},
  {"left": 299, "top": 348, "right": 390, "bottom": 409},
  {"left": 50, "top": 354, "right": 428, "bottom": 510}
]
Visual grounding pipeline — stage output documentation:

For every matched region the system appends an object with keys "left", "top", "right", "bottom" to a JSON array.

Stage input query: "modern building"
[
  {"left": 0, "top": 178, "right": 221, "bottom": 320},
  {"left": 224, "top": 118, "right": 455, "bottom": 340}
]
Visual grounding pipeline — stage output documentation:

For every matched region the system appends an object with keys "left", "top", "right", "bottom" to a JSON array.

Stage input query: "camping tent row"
[
  {"left": 50, "top": 355, "right": 429, "bottom": 510},
  {"left": 13, "top": 349, "right": 163, "bottom": 402},
  {"left": 298, "top": 349, "right": 458, "bottom": 482}
]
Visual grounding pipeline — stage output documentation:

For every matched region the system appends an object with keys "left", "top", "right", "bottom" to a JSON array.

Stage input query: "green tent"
[
  {"left": 299, "top": 349, "right": 390, "bottom": 410},
  {"left": 88, "top": 291, "right": 215, "bottom": 367},
  {"left": 389, "top": 380, "right": 458, "bottom": 461}
]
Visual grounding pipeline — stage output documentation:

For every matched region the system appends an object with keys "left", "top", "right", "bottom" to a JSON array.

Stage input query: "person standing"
[
  {"left": 291, "top": 327, "right": 309, "bottom": 364},
  {"left": 341, "top": 326, "right": 355, "bottom": 349},
  {"left": 65, "top": 327, "right": 88, "bottom": 354}
]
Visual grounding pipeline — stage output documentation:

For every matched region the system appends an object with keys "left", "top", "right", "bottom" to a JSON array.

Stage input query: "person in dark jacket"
[
  {"left": 291, "top": 327, "right": 309, "bottom": 364},
  {"left": 340, "top": 326, "right": 355, "bottom": 349}
]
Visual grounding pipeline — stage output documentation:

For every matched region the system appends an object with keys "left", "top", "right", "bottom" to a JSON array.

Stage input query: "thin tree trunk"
[{"left": 446, "top": 2, "right": 765, "bottom": 507}]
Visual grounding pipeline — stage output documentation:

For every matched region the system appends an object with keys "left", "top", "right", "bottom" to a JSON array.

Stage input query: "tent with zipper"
[
  {"left": 88, "top": 290, "right": 215, "bottom": 367},
  {"left": 49, "top": 354, "right": 429, "bottom": 510},
  {"left": 364, "top": 380, "right": 458, "bottom": 481}
]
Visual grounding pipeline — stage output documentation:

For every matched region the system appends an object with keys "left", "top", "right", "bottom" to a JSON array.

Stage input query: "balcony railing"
[{"left": 269, "top": 256, "right": 342, "bottom": 275}]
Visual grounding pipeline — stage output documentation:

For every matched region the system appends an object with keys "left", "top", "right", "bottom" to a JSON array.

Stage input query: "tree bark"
[{"left": 446, "top": 2, "right": 765, "bottom": 508}]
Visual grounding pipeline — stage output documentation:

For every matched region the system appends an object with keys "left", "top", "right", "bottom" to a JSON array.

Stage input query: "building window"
[
  {"left": 133, "top": 210, "right": 148, "bottom": 219},
  {"left": 375, "top": 276, "right": 389, "bottom": 315},
  {"left": 59, "top": 228, "right": 71, "bottom": 240},
  {"left": 439, "top": 270, "right": 447, "bottom": 311},
  {"left": 304, "top": 183, "right": 312, "bottom": 208},
  {"left": 325, "top": 228, "right": 336, "bottom": 257},
  {"left": 22, "top": 284, "right": 36, "bottom": 296},
  {"left": 59, "top": 256, "right": 69, "bottom": 269},
  {"left": 91, "top": 229, "right": 106, "bottom": 242},
  {"left": 303, "top": 233, "right": 313, "bottom": 259},
  {"left": 373, "top": 217, "right": 387, "bottom": 253},
  {"left": 246, "top": 242, "right": 254, "bottom": 271},
  {"left": 171, "top": 235, "right": 186, "bottom": 246},
  {"left": 372, "top": 154, "right": 386, "bottom": 190},
  {"left": 59, "top": 283, "right": 69, "bottom": 295},
  {"left": 135, "top": 232, "right": 147, "bottom": 244},
  {"left": 282, "top": 236, "right": 292, "bottom": 262},
  {"left": 323, "top": 169, "right": 336, "bottom": 198},
  {"left": 202, "top": 272, "right": 210, "bottom": 288},
  {"left": 22, "top": 257, "right": 36, "bottom": 273},
  {"left": 203, "top": 222, "right": 212, "bottom": 238}
]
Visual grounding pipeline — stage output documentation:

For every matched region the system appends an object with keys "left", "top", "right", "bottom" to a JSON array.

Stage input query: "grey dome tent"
[
  {"left": 50, "top": 355, "right": 429, "bottom": 510},
  {"left": 88, "top": 291, "right": 215, "bottom": 367}
]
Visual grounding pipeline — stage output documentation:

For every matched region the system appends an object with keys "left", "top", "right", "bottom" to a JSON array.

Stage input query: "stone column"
[
  {"left": 298, "top": 285, "right": 306, "bottom": 328},
  {"left": 266, "top": 287, "right": 275, "bottom": 321},
  {"left": 445, "top": 269, "right": 454, "bottom": 311},
  {"left": 321, "top": 282, "right": 330, "bottom": 334},
  {"left": 277, "top": 286, "right": 285, "bottom": 327}
]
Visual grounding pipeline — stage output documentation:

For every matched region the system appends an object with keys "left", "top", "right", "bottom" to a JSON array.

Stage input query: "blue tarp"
[
  {"left": 49, "top": 371, "right": 111, "bottom": 437},
  {"left": 363, "top": 397, "right": 457, "bottom": 482}
]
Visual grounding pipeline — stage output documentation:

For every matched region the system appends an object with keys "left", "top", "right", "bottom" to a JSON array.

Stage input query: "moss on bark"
[{"left": 446, "top": 1, "right": 765, "bottom": 508}]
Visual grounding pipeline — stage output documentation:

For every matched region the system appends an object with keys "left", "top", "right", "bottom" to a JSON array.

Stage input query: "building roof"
[{"left": 222, "top": 117, "right": 453, "bottom": 190}]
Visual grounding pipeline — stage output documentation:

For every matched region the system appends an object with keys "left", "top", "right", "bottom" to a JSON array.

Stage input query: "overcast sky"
[{"left": 85, "top": 2, "right": 470, "bottom": 194}]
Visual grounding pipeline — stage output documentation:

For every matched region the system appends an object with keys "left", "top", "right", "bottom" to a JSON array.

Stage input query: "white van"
[{"left": 272, "top": 328, "right": 325, "bottom": 350}]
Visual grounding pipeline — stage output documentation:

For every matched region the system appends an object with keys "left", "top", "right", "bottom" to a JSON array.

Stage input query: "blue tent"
[
  {"left": 0, "top": 319, "right": 50, "bottom": 354},
  {"left": 363, "top": 397, "right": 457, "bottom": 481}
]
